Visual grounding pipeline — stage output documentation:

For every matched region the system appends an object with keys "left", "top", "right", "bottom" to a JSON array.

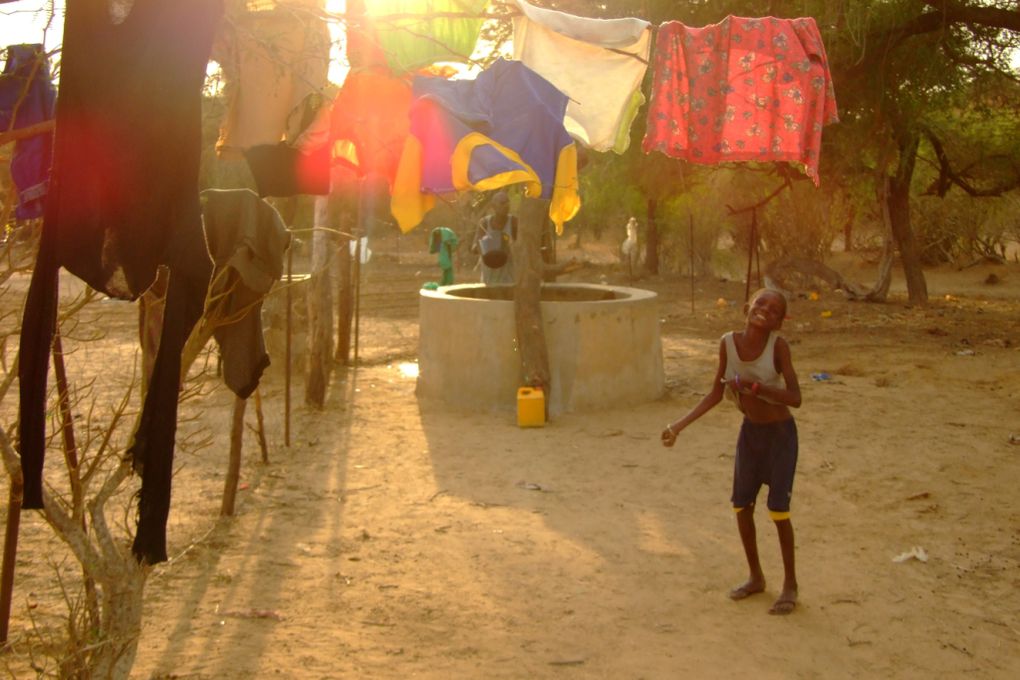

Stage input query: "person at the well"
[{"left": 471, "top": 190, "right": 517, "bottom": 286}]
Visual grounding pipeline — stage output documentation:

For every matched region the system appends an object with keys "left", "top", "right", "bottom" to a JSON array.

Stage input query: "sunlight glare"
[{"left": 396, "top": 361, "right": 420, "bottom": 379}]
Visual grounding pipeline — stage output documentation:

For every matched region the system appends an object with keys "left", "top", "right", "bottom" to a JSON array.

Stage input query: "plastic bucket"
[{"left": 479, "top": 232, "right": 508, "bottom": 268}]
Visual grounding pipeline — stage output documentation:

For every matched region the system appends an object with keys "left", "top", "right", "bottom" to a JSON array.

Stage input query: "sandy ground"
[{"left": 1, "top": 235, "right": 1019, "bottom": 679}]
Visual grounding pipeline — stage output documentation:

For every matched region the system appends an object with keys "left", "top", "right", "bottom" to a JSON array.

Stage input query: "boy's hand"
[
  {"left": 723, "top": 376, "right": 750, "bottom": 395},
  {"left": 661, "top": 425, "right": 677, "bottom": 447}
]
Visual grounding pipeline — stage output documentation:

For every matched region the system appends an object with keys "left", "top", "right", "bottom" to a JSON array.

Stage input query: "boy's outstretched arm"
[{"left": 662, "top": 340, "right": 727, "bottom": 447}]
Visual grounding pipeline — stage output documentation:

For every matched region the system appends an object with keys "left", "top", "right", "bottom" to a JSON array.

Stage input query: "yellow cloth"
[{"left": 213, "top": 7, "right": 330, "bottom": 153}]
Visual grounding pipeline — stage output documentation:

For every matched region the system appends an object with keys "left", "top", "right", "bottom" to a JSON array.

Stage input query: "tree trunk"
[
  {"left": 540, "top": 215, "right": 557, "bottom": 283},
  {"left": 87, "top": 566, "right": 147, "bottom": 679},
  {"left": 514, "top": 197, "right": 551, "bottom": 394},
  {"left": 843, "top": 204, "right": 855, "bottom": 252},
  {"left": 888, "top": 130, "right": 929, "bottom": 304},
  {"left": 644, "top": 198, "right": 659, "bottom": 275},
  {"left": 305, "top": 218, "right": 334, "bottom": 407}
]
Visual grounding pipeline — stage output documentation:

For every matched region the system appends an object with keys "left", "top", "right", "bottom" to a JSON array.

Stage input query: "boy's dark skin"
[{"left": 661, "top": 289, "right": 802, "bottom": 615}]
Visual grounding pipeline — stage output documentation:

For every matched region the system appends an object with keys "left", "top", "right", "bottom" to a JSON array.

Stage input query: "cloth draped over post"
[
  {"left": 190, "top": 189, "right": 290, "bottom": 398},
  {"left": 17, "top": 0, "right": 224, "bottom": 564},
  {"left": 390, "top": 58, "right": 580, "bottom": 234},
  {"left": 429, "top": 226, "right": 459, "bottom": 285},
  {"left": 511, "top": 0, "right": 651, "bottom": 154},
  {"left": 0, "top": 43, "right": 56, "bottom": 220},
  {"left": 642, "top": 16, "right": 838, "bottom": 185}
]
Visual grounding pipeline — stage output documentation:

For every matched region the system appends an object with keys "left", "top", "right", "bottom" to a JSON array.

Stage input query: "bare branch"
[{"left": 921, "top": 126, "right": 1020, "bottom": 197}]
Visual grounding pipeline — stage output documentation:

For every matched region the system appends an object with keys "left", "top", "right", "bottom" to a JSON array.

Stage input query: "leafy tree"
[
  {"left": 825, "top": 0, "right": 1020, "bottom": 302},
  {"left": 521, "top": 2, "right": 1020, "bottom": 300}
]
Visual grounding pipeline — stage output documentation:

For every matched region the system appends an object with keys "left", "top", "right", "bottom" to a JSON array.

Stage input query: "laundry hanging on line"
[
  {"left": 329, "top": 68, "right": 413, "bottom": 188},
  {"left": 390, "top": 58, "right": 580, "bottom": 234},
  {"left": 357, "top": 0, "right": 488, "bottom": 74},
  {"left": 17, "top": 0, "right": 223, "bottom": 565},
  {"left": 0, "top": 43, "right": 56, "bottom": 221},
  {"left": 642, "top": 16, "right": 839, "bottom": 185},
  {"left": 213, "top": 4, "right": 330, "bottom": 159},
  {"left": 195, "top": 189, "right": 290, "bottom": 398},
  {"left": 511, "top": 0, "right": 651, "bottom": 154}
]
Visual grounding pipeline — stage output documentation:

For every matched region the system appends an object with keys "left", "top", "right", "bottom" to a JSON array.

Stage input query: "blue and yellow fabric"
[{"left": 391, "top": 58, "right": 580, "bottom": 234}]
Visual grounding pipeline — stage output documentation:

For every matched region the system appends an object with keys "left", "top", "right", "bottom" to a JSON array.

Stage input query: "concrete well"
[{"left": 417, "top": 283, "right": 664, "bottom": 414}]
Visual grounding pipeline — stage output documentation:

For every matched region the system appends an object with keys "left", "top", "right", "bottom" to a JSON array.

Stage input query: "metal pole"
[
  {"left": 744, "top": 209, "right": 756, "bottom": 303},
  {"left": 353, "top": 237, "right": 361, "bottom": 365},
  {"left": 689, "top": 214, "right": 695, "bottom": 314},
  {"left": 284, "top": 243, "right": 292, "bottom": 447}
]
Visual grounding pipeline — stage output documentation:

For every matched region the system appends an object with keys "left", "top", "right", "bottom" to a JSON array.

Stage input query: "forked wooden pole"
[
  {"left": 0, "top": 470, "right": 22, "bottom": 645},
  {"left": 253, "top": 388, "right": 269, "bottom": 464},
  {"left": 221, "top": 395, "right": 246, "bottom": 516}
]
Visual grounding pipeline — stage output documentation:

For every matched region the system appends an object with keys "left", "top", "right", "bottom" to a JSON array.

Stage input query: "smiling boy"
[{"left": 661, "top": 288, "right": 802, "bottom": 614}]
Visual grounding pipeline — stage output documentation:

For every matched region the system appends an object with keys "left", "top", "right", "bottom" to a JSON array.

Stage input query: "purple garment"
[
  {"left": 411, "top": 58, "right": 570, "bottom": 199},
  {"left": 0, "top": 44, "right": 56, "bottom": 220}
]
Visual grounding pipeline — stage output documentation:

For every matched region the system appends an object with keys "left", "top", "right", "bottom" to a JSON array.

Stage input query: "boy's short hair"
[{"left": 750, "top": 287, "right": 788, "bottom": 317}]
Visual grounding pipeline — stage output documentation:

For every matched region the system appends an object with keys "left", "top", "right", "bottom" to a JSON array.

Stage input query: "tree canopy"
[{"left": 520, "top": 1, "right": 1020, "bottom": 302}]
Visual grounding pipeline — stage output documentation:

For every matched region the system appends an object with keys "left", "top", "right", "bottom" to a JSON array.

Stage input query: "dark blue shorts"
[{"left": 731, "top": 418, "right": 798, "bottom": 515}]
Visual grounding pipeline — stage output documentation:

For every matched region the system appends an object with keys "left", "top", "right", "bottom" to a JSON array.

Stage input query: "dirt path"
[{"left": 2, "top": 241, "right": 1019, "bottom": 678}]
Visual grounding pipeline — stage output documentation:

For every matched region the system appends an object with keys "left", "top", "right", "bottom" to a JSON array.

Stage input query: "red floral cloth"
[{"left": 643, "top": 16, "right": 838, "bottom": 185}]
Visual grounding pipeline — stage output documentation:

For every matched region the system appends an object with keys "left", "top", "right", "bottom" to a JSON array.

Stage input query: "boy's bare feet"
[
  {"left": 728, "top": 578, "right": 765, "bottom": 600},
  {"left": 768, "top": 587, "right": 797, "bottom": 615}
]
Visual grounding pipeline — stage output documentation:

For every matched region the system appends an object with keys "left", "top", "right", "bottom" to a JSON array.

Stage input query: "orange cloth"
[{"left": 329, "top": 69, "right": 412, "bottom": 186}]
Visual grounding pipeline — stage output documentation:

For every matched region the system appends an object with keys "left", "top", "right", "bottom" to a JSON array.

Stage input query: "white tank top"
[{"left": 722, "top": 331, "right": 784, "bottom": 408}]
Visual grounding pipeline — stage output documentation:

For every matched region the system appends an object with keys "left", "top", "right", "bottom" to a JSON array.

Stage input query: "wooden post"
[
  {"left": 0, "top": 471, "right": 22, "bottom": 645},
  {"left": 645, "top": 198, "right": 659, "bottom": 275},
  {"left": 541, "top": 214, "right": 556, "bottom": 283},
  {"left": 744, "top": 209, "right": 758, "bottom": 303},
  {"left": 221, "top": 395, "right": 246, "bottom": 516},
  {"left": 305, "top": 198, "right": 334, "bottom": 408},
  {"left": 513, "top": 197, "right": 551, "bottom": 396},
  {"left": 253, "top": 388, "right": 269, "bottom": 464}
]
